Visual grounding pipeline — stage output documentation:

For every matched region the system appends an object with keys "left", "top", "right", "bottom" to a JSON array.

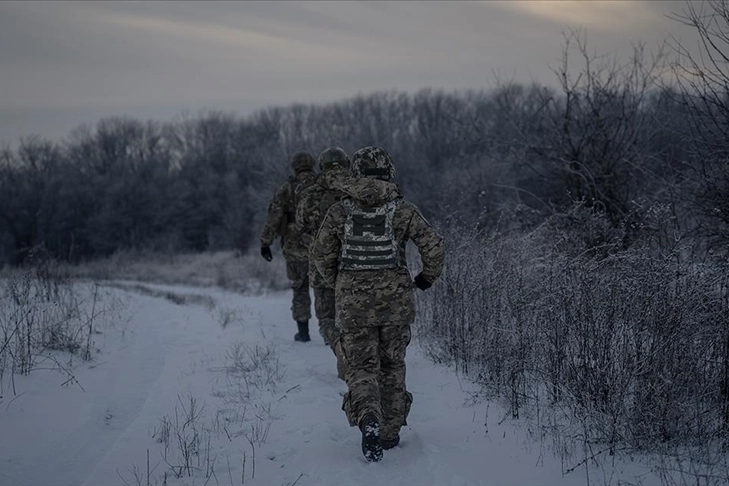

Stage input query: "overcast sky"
[{"left": 0, "top": 1, "right": 700, "bottom": 148}]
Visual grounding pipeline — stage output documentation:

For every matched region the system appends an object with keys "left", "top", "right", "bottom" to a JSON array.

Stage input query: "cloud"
[
  {"left": 492, "top": 1, "right": 659, "bottom": 31},
  {"left": 87, "top": 6, "right": 432, "bottom": 70},
  {"left": 0, "top": 0, "right": 699, "bottom": 146},
  {"left": 93, "top": 11, "right": 357, "bottom": 62}
]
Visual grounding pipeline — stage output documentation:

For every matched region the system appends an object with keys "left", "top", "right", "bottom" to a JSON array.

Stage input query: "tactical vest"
[{"left": 339, "top": 198, "right": 406, "bottom": 271}]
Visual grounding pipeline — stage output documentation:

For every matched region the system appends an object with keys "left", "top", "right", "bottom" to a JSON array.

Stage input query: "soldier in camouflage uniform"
[
  {"left": 311, "top": 146, "right": 445, "bottom": 462},
  {"left": 296, "top": 147, "right": 350, "bottom": 379},
  {"left": 260, "top": 152, "right": 318, "bottom": 342}
]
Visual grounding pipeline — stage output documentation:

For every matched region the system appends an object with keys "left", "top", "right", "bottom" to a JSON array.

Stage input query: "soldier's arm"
[
  {"left": 311, "top": 205, "right": 343, "bottom": 288},
  {"left": 260, "top": 185, "right": 288, "bottom": 247},
  {"left": 405, "top": 203, "right": 445, "bottom": 284}
]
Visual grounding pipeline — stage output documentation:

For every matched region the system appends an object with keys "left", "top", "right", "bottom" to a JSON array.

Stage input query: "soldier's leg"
[
  {"left": 286, "top": 258, "right": 311, "bottom": 323},
  {"left": 379, "top": 324, "right": 413, "bottom": 443},
  {"left": 332, "top": 336, "right": 347, "bottom": 381},
  {"left": 340, "top": 326, "right": 381, "bottom": 427},
  {"left": 314, "top": 286, "right": 346, "bottom": 379},
  {"left": 313, "top": 287, "right": 336, "bottom": 344}
]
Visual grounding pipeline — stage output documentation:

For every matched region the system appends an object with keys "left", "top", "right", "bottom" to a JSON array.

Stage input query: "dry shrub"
[{"left": 418, "top": 203, "right": 729, "bottom": 484}]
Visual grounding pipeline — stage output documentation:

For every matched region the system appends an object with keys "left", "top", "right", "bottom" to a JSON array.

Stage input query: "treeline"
[{"left": 1, "top": 27, "right": 727, "bottom": 266}]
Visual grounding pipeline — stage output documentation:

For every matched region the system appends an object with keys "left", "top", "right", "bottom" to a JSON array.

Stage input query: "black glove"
[
  {"left": 413, "top": 273, "right": 432, "bottom": 291},
  {"left": 260, "top": 246, "right": 273, "bottom": 262}
]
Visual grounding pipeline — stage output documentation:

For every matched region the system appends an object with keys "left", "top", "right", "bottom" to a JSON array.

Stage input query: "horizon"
[{"left": 1, "top": 1, "right": 700, "bottom": 149}]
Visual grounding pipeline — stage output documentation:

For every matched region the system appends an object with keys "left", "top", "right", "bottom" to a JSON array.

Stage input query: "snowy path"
[{"left": 0, "top": 283, "right": 652, "bottom": 486}]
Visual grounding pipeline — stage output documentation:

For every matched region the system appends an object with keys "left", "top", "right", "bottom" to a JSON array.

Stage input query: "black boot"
[
  {"left": 294, "top": 321, "right": 311, "bottom": 342},
  {"left": 360, "top": 414, "right": 383, "bottom": 462},
  {"left": 381, "top": 434, "right": 400, "bottom": 450}
]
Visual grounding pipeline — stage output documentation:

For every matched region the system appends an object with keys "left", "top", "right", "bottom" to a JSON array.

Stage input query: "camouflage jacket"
[
  {"left": 311, "top": 177, "right": 445, "bottom": 328},
  {"left": 295, "top": 168, "right": 348, "bottom": 288},
  {"left": 260, "top": 170, "right": 317, "bottom": 260}
]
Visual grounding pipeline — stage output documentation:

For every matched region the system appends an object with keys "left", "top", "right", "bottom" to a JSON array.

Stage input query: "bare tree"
[
  {"left": 669, "top": 0, "right": 729, "bottom": 249},
  {"left": 528, "top": 30, "right": 666, "bottom": 234}
]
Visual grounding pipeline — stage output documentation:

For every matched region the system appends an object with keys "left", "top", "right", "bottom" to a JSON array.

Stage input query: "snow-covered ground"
[{"left": 0, "top": 281, "right": 658, "bottom": 486}]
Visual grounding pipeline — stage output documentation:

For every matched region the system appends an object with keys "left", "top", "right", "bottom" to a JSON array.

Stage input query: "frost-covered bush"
[
  {"left": 0, "top": 258, "right": 103, "bottom": 392},
  {"left": 417, "top": 202, "right": 729, "bottom": 483}
]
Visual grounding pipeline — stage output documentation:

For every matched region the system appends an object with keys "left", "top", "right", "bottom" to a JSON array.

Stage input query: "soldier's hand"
[
  {"left": 260, "top": 246, "right": 273, "bottom": 262},
  {"left": 413, "top": 273, "right": 432, "bottom": 291}
]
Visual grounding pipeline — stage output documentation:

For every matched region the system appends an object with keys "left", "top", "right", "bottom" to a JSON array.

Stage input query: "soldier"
[
  {"left": 259, "top": 151, "right": 318, "bottom": 342},
  {"left": 311, "top": 146, "right": 445, "bottom": 462},
  {"left": 296, "top": 147, "right": 350, "bottom": 379}
]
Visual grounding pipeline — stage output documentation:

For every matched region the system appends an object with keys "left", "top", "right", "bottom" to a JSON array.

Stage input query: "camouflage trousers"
[
  {"left": 285, "top": 258, "right": 311, "bottom": 322},
  {"left": 313, "top": 287, "right": 338, "bottom": 344},
  {"left": 313, "top": 287, "right": 346, "bottom": 379},
  {"left": 340, "top": 324, "right": 413, "bottom": 441}
]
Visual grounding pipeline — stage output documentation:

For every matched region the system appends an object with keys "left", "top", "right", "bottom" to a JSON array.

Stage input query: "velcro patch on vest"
[
  {"left": 351, "top": 214, "right": 387, "bottom": 236},
  {"left": 363, "top": 168, "right": 390, "bottom": 177},
  {"left": 339, "top": 199, "right": 405, "bottom": 271}
]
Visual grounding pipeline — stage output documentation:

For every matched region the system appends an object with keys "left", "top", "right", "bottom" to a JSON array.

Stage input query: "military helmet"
[
  {"left": 350, "top": 146, "right": 396, "bottom": 180},
  {"left": 318, "top": 146, "right": 350, "bottom": 171},
  {"left": 290, "top": 151, "right": 316, "bottom": 173}
]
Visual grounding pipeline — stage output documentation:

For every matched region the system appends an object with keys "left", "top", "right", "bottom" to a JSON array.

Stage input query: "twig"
[
  {"left": 241, "top": 450, "right": 246, "bottom": 485},
  {"left": 226, "top": 454, "right": 234, "bottom": 486},
  {"left": 277, "top": 384, "right": 300, "bottom": 402},
  {"left": 246, "top": 435, "right": 256, "bottom": 480},
  {"left": 563, "top": 445, "right": 627, "bottom": 475},
  {"left": 4, "top": 391, "right": 26, "bottom": 411},
  {"left": 116, "top": 468, "right": 132, "bottom": 486}
]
